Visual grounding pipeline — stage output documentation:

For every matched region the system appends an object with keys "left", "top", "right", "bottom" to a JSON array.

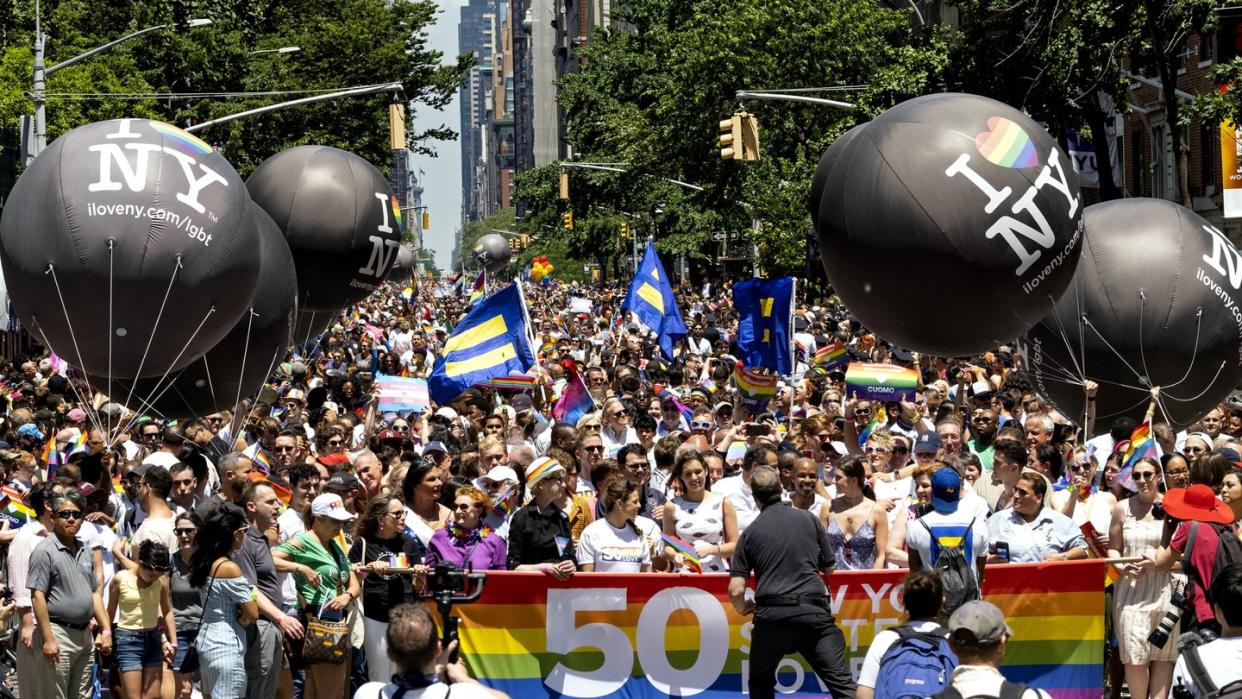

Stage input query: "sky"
[{"left": 414, "top": 0, "right": 463, "bottom": 271}]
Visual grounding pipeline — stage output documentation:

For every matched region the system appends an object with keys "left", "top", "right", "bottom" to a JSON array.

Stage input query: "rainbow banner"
[
  {"left": 446, "top": 562, "right": 1104, "bottom": 698},
  {"left": 845, "top": 362, "right": 919, "bottom": 402}
]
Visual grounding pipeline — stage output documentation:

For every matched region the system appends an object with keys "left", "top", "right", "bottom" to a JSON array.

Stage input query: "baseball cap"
[
  {"left": 913, "top": 431, "right": 943, "bottom": 455},
  {"left": 434, "top": 407, "right": 459, "bottom": 421},
  {"left": 423, "top": 441, "right": 448, "bottom": 456},
  {"left": 310, "top": 493, "right": 355, "bottom": 521},
  {"left": 930, "top": 467, "right": 961, "bottom": 514},
  {"left": 324, "top": 472, "right": 364, "bottom": 493},
  {"left": 948, "top": 601, "right": 1013, "bottom": 646},
  {"left": 510, "top": 394, "right": 534, "bottom": 413},
  {"left": 67, "top": 408, "right": 87, "bottom": 423},
  {"left": 479, "top": 466, "right": 519, "bottom": 486}
]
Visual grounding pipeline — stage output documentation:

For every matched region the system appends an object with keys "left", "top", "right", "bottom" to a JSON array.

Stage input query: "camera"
[
  {"left": 1148, "top": 583, "right": 1187, "bottom": 649},
  {"left": 423, "top": 563, "right": 487, "bottom": 661}
]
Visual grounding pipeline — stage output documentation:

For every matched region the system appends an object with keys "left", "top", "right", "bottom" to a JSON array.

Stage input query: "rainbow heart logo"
[{"left": 975, "top": 116, "right": 1040, "bottom": 168}]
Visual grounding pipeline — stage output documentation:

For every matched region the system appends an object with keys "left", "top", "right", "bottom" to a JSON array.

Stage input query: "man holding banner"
[{"left": 729, "top": 467, "right": 855, "bottom": 699}]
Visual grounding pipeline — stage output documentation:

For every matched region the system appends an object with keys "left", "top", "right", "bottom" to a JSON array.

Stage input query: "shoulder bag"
[{"left": 302, "top": 538, "right": 351, "bottom": 665}]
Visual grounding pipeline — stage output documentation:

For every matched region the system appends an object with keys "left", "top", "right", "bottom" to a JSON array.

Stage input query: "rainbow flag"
[
  {"left": 65, "top": 431, "right": 88, "bottom": 459},
  {"left": 468, "top": 272, "right": 486, "bottom": 307},
  {"left": 251, "top": 447, "right": 274, "bottom": 475},
  {"left": 812, "top": 341, "right": 848, "bottom": 369},
  {"left": 657, "top": 389, "right": 694, "bottom": 424},
  {"left": 552, "top": 371, "right": 594, "bottom": 426},
  {"left": 444, "top": 562, "right": 1104, "bottom": 698},
  {"left": 1080, "top": 521, "right": 1120, "bottom": 586},
  {"left": 660, "top": 533, "right": 702, "bottom": 573},
  {"left": 41, "top": 437, "right": 61, "bottom": 478},
  {"left": 857, "top": 404, "right": 888, "bottom": 448},
  {"left": 733, "top": 361, "right": 777, "bottom": 405},
  {"left": 0, "top": 485, "right": 34, "bottom": 526},
  {"left": 1118, "top": 420, "right": 1157, "bottom": 491}
]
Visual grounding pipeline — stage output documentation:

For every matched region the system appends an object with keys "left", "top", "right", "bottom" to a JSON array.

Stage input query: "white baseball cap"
[{"left": 310, "top": 493, "right": 355, "bottom": 522}]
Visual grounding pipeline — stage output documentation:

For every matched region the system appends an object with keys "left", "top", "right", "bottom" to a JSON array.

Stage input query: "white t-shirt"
[
  {"left": 354, "top": 680, "right": 497, "bottom": 699},
  {"left": 576, "top": 518, "right": 651, "bottom": 572},
  {"left": 1173, "top": 637, "right": 1242, "bottom": 697},
  {"left": 712, "top": 475, "right": 759, "bottom": 532},
  {"left": 945, "top": 665, "right": 1052, "bottom": 699},
  {"left": 857, "top": 620, "right": 944, "bottom": 688},
  {"left": 905, "top": 507, "right": 989, "bottom": 580},
  {"left": 131, "top": 512, "right": 178, "bottom": 555},
  {"left": 278, "top": 505, "right": 307, "bottom": 607}
]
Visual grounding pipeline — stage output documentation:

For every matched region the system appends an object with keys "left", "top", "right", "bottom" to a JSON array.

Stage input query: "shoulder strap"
[
  {"left": 193, "top": 559, "right": 224, "bottom": 630},
  {"left": 1185, "top": 521, "right": 1200, "bottom": 565},
  {"left": 998, "top": 680, "right": 1030, "bottom": 699},
  {"left": 932, "top": 685, "right": 965, "bottom": 699},
  {"left": 1184, "top": 644, "right": 1218, "bottom": 696}
]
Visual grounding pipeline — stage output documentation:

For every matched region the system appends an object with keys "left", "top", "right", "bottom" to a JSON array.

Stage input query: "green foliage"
[
  {"left": 0, "top": 0, "right": 468, "bottom": 176},
  {"left": 514, "top": 0, "right": 947, "bottom": 277}
]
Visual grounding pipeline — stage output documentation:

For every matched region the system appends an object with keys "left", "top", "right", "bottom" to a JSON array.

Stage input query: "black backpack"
[
  {"left": 920, "top": 515, "right": 981, "bottom": 614},
  {"left": 1182, "top": 521, "right": 1242, "bottom": 610},
  {"left": 932, "top": 680, "right": 1029, "bottom": 699}
]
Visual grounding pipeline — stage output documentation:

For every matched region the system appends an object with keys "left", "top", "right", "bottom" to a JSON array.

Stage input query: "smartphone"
[
  {"left": 749, "top": 423, "right": 771, "bottom": 437},
  {"left": 317, "top": 604, "right": 344, "bottom": 623},
  {"left": 995, "top": 542, "right": 1010, "bottom": 562}
]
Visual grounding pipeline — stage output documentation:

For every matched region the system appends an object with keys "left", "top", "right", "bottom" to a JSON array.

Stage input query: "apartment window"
[
  {"left": 1151, "top": 123, "right": 1175, "bottom": 200},
  {"left": 1200, "top": 32, "right": 1214, "bottom": 65},
  {"left": 1201, "top": 121, "right": 1218, "bottom": 195},
  {"left": 1132, "top": 128, "right": 1144, "bottom": 196}
]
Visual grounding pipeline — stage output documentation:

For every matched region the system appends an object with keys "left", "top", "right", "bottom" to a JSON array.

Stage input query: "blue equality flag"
[
  {"left": 733, "top": 277, "right": 796, "bottom": 375},
  {"left": 621, "top": 239, "right": 687, "bottom": 359},
  {"left": 428, "top": 283, "right": 536, "bottom": 404}
]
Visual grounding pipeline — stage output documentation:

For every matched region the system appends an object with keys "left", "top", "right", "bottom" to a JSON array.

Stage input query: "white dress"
[{"left": 671, "top": 494, "right": 729, "bottom": 572}]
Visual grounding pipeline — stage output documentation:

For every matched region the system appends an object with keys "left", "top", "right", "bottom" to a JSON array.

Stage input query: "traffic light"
[
  {"left": 719, "top": 114, "right": 742, "bottom": 160},
  {"left": 562, "top": 211, "right": 574, "bottom": 231},
  {"left": 521, "top": 233, "right": 531, "bottom": 248},
  {"left": 740, "top": 112, "right": 760, "bottom": 161},
  {"left": 422, "top": 211, "right": 430, "bottom": 231},
  {"left": 620, "top": 221, "right": 631, "bottom": 239},
  {"left": 559, "top": 172, "right": 570, "bottom": 199}
]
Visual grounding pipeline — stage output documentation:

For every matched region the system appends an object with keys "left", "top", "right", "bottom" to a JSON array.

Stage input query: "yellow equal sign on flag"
[
  {"left": 446, "top": 344, "right": 518, "bottom": 377},
  {"left": 637, "top": 282, "right": 664, "bottom": 313},
  {"left": 443, "top": 314, "right": 508, "bottom": 354}
]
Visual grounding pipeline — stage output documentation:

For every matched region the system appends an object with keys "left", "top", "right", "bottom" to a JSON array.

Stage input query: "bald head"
[{"left": 751, "top": 466, "right": 783, "bottom": 507}]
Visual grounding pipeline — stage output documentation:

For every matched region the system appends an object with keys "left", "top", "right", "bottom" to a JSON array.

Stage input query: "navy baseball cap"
[
  {"left": 931, "top": 467, "right": 961, "bottom": 514},
  {"left": 914, "top": 431, "right": 943, "bottom": 455}
]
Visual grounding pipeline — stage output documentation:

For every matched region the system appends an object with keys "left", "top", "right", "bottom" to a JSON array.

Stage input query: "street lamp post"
[{"left": 27, "top": 4, "right": 212, "bottom": 164}]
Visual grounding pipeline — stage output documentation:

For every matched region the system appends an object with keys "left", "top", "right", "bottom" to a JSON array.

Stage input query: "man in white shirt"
[
  {"left": 941, "top": 601, "right": 1052, "bottom": 699},
  {"left": 712, "top": 445, "right": 776, "bottom": 532},
  {"left": 354, "top": 603, "right": 509, "bottom": 699},
  {"left": 1173, "top": 563, "right": 1242, "bottom": 697},
  {"left": 906, "top": 468, "right": 989, "bottom": 588}
]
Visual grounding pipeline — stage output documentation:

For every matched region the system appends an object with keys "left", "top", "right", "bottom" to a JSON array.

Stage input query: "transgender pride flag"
[{"left": 376, "top": 375, "right": 430, "bottom": 413}]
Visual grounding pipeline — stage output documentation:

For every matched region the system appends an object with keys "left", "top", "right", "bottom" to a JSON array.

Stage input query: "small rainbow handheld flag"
[
  {"left": 481, "top": 374, "right": 537, "bottom": 391},
  {"left": 251, "top": 447, "right": 274, "bottom": 475},
  {"left": 812, "top": 341, "right": 848, "bottom": 369},
  {"left": 661, "top": 534, "right": 702, "bottom": 573},
  {"left": 1118, "top": 420, "right": 1158, "bottom": 491},
  {"left": 467, "top": 272, "right": 486, "bottom": 307},
  {"left": 1081, "top": 521, "right": 1120, "bottom": 586},
  {"left": 42, "top": 437, "right": 61, "bottom": 478},
  {"left": 733, "top": 361, "right": 777, "bottom": 405},
  {"left": 857, "top": 404, "right": 888, "bottom": 448},
  {"left": 491, "top": 485, "right": 517, "bottom": 518}
]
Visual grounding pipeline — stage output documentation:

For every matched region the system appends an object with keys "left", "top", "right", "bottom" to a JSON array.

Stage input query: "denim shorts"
[
  {"left": 171, "top": 628, "right": 198, "bottom": 672},
  {"left": 114, "top": 628, "right": 163, "bottom": 672}
]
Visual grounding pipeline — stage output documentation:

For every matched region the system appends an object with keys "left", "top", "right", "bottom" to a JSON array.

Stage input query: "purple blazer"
[{"left": 425, "top": 528, "right": 508, "bottom": 571}]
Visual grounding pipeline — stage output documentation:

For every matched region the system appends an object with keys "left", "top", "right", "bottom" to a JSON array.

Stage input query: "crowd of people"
[{"left": 0, "top": 272, "right": 1236, "bottom": 699}]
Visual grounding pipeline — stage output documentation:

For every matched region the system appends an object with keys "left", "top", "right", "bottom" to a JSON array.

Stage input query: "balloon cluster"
[
  {"left": 811, "top": 92, "right": 1242, "bottom": 427},
  {"left": 0, "top": 119, "right": 402, "bottom": 419},
  {"left": 530, "top": 255, "right": 555, "bottom": 282}
]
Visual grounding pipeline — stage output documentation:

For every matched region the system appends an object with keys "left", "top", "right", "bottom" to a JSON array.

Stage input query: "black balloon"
[
  {"left": 395, "top": 245, "right": 416, "bottom": 274},
  {"left": 0, "top": 119, "right": 260, "bottom": 379},
  {"left": 1022, "top": 199, "right": 1242, "bottom": 429},
  {"left": 97, "top": 203, "right": 298, "bottom": 418},
  {"left": 813, "top": 93, "right": 1084, "bottom": 356},
  {"left": 473, "top": 234, "right": 511, "bottom": 274},
  {"left": 247, "top": 146, "right": 402, "bottom": 312}
]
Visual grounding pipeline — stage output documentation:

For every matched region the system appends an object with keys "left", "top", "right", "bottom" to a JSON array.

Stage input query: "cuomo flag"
[
  {"left": 428, "top": 283, "right": 536, "bottom": 404},
  {"left": 733, "top": 277, "right": 796, "bottom": 375},
  {"left": 622, "top": 240, "right": 687, "bottom": 359}
]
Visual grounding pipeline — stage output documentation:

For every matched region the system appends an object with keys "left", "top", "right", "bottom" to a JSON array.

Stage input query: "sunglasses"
[
  {"left": 892, "top": 446, "right": 909, "bottom": 454},
  {"left": 453, "top": 502, "right": 480, "bottom": 511},
  {"left": 55, "top": 510, "right": 82, "bottom": 521},
  {"left": 853, "top": 408, "right": 873, "bottom": 416},
  {"left": 326, "top": 440, "right": 344, "bottom": 448},
  {"left": 274, "top": 446, "right": 296, "bottom": 453},
  {"left": 174, "top": 528, "right": 197, "bottom": 536},
  {"left": 864, "top": 446, "right": 888, "bottom": 455},
  {"left": 1133, "top": 471, "right": 1158, "bottom": 482},
  {"left": 392, "top": 425, "right": 410, "bottom": 432},
  {"left": 690, "top": 421, "right": 712, "bottom": 431},
  {"left": 608, "top": 410, "right": 630, "bottom": 418},
  {"left": 582, "top": 445, "right": 604, "bottom": 452}
]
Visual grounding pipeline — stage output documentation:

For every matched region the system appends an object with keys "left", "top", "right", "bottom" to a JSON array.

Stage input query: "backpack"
[
  {"left": 1182, "top": 521, "right": 1242, "bottom": 610},
  {"left": 932, "top": 680, "right": 1029, "bottom": 699},
  {"left": 920, "top": 515, "right": 980, "bottom": 614},
  {"left": 873, "top": 625, "right": 958, "bottom": 699},
  {"left": 1179, "top": 643, "right": 1242, "bottom": 698}
]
